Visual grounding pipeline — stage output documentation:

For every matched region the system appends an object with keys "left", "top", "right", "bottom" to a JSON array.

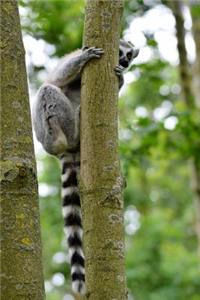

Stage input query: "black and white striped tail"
[{"left": 61, "top": 154, "right": 85, "bottom": 295}]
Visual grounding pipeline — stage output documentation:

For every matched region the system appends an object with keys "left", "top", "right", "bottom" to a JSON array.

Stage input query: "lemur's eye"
[
  {"left": 119, "top": 49, "right": 123, "bottom": 57},
  {"left": 127, "top": 51, "right": 132, "bottom": 60}
]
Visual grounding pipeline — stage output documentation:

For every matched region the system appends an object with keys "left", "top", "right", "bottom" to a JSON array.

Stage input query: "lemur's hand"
[
  {"left": 114, "top": 64, "right": 125, "bottom": 77},
  {"left": 82, "top": 47, "right": 104, "bottom": 59}
]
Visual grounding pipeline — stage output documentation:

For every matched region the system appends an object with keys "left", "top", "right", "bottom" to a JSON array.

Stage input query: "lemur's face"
[{"left": 119, "top": 40, "right": 139, "bottom": 68}]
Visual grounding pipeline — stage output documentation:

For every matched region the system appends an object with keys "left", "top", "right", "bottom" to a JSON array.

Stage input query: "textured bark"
[
  {"left": 190, "top": 1, "right": 200, "bottom": 108},
  {"left": 80, "top": 1, "right": 126, "bottom": 299},
  {"left": 0, "top": 1, "right": 45, "bottom": 299},
  {"left": 170, "top": 0, "right": 194, "bottom": 109},
  {"left": 171, "top": 0, "right": 200, "bottom": 256},
  {"left": 190, "top": 1, "right": 200, "bottom": 255}
]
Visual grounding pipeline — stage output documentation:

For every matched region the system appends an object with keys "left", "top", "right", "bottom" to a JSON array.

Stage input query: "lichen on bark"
[{"left": 0, "top": 1, "right": 45, "bottom": 299}]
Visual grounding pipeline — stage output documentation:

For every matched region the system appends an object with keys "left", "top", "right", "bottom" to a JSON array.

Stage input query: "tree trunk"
[
  {"left": 80, "top": 0, "right": 126, "bottom": 299},
  {"left": 170, "top": 0, "right": 194, "bottom": 108},
  {"left": 190, "top": 1, "right": 200, "bottom": 108},
  {"left": 171, "top": 0, "right": 200, "bottom": 256},
  {"left": 190, "top": 1, "right": 200, "bottom": 255},
  {"left": 0, "top": 1, "right": 45, "bottom": 299}
]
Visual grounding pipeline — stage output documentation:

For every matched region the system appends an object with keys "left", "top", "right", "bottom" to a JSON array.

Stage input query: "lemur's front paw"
[
  {"left": 83, "top": 47, "right": 104, "bottom": 59},
  {"left": 115, "top": 65, "right": 125, "bottom": 77}
]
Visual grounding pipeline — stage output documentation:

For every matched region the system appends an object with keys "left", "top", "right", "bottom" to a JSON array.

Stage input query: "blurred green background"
[{"left": 19, "top": 0, "right": 200, "bottom": 299}]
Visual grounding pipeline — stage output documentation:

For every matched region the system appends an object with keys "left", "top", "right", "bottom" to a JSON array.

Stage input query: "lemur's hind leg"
[{"left": 34, "top": 84, "right": 78, "bottom": 155}]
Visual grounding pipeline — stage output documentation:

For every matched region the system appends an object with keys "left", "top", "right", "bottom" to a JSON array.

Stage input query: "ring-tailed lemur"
[{"left": 33, "top": 40, "right": 139, "bottom": 295}]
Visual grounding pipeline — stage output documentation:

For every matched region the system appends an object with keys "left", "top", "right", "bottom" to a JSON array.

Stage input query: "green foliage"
[
  {"left": 126, "top": 209, "right": 200, "bottom": 300},
  {"left": 20, "top": 0, "right": 84, "bottom": 56},
  {"left": 190, "top": 3, "right": 200, "bottom": 18}
]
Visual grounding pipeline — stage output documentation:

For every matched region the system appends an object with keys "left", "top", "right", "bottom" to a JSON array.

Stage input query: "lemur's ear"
[
  {"left": 127, "top": 41, "right": 139, "bottom": 58},
  {"left": 133, "top": 48, "right": 139, "bottom": 58},
  {"left": 128, "top": 40, "right": 135, "bottom": 47}
]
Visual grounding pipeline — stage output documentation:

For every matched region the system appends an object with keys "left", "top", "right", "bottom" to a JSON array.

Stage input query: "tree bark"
[
  {"left": 80, "top": 1, "right": 126, "bottom": 299},
  {"left": 0, "top": 1, "right": 45, "bottom": 299},
  {"left": 170, "top": 0, "right": 194, "bottom": 109},
  {"left": 190, "top": 1, "right": 200, "bottom": 108},
  {"left": 171, "top": 0, "right": 200, "bottom": 256},
  {"left": 190, "top": 1, "right": 200, "bottom": 255}
]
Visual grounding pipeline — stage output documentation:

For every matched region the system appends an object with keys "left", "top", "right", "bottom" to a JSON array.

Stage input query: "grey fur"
[
  {"left": 32, "top": 41, "right": 138, "bottom": 295},
  {"left": 33, "top": 42, "right": 138, "bottom": 156}
]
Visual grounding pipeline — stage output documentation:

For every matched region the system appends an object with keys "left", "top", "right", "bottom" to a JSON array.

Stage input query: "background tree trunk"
[
  {"left": 0, "top": 1, "right": 45, "bottom": 299},
  {"left": 170, "top": 0, "right": 200, "bottom": 256},
  {"left": 190, "top": 0, "right": 200, "bottom": 256},
  {"left": 170, "top": 0, "right": 194, "bottom": 108},
  {"left": 190, "top": 1, "right": 200, "bottom": 108},
  {"left": 80, "top": 0, "right": 126, "bottom": 299}
]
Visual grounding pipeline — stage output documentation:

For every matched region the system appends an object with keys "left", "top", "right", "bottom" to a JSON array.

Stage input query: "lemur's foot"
[
  {"left": 114, "top": 64, "right": 125, "bottom": 77},
  {"left": 83, "top": 46, "right": 104, "bottom": 59}
]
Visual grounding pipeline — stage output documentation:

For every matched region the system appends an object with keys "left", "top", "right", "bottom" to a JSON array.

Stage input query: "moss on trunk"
[{"left": 0, "top": 1, "right": 45, "bottom": 298}]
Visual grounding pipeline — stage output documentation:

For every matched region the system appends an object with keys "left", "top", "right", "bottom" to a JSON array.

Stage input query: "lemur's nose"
[{"left": 120, "top": 59, "right": 129, "bottom": 68}]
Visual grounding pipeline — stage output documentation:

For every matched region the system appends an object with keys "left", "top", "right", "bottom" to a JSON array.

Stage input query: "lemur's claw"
[
  {"left": 83, "top": 46, "right": 104, "bottom": 59},
  {"left": 115, "top": 65, "right": 124, "bottom": 76}
]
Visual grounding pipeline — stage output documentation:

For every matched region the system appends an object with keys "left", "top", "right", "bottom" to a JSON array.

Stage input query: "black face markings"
[
  {"left": 72, "top": 273, "right": 85, "bottom": 282},
  {"left": 63, "top": 192, "right": 80, "bottom": 206},
  {"left": 71, "top": 252, "right": 85, "bottom": 267},
  {"left": 119, "top": 59, "right": 129, "bottom": 68},
  {"left": 119, "top": 47, "right": 134, "bottom": 68},
  {"left": 127, "top": 50, "right": 133, "bottom": 61}
]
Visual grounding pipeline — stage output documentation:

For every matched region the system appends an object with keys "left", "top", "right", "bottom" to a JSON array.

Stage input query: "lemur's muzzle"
[{"left": 120, "top": 59, "right": 129, "bottom": 68}]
